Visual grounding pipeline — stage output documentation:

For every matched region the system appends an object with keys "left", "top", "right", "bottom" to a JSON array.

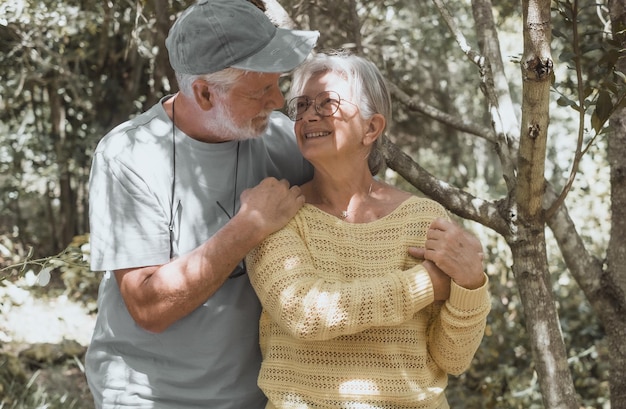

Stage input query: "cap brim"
[{"left": 231, "top": 29, "right": 319, "bottom": 73}]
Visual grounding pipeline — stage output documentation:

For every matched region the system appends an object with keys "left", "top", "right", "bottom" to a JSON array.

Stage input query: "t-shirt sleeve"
[{"left": 88, "top": 152, "right": 170, "bottom": 272}]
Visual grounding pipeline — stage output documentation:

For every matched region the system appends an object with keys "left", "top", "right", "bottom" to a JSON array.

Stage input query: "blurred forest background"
[{"left": 1, "top": 0, "right": 625, "bottom": 408}]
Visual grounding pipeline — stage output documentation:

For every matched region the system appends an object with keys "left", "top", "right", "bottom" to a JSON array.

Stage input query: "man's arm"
[{"left": 115, "top": 177, "right": 304, "bottom": 333}]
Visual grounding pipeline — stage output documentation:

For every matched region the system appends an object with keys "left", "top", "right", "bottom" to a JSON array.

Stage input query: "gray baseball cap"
[{"left": 165, "top": 0, "right": 319, "bottom": 75}]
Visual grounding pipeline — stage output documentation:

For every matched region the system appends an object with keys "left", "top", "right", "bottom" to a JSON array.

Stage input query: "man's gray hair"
[{"left": 176, "top": 68, "right": 247, "bottom": 97}]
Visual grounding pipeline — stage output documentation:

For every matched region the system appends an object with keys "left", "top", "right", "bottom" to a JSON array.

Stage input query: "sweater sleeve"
[
  {"left": 246, "top": 220, "right": 435, "bottom": 341},
  {"left": 427, "top": 274, "right": 491, "bottom": 375}
]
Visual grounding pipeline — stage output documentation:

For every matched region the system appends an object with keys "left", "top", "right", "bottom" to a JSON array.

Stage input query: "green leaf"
[
  {"left": 37, "top": 267, "right": 51, "bottom": 286},
  {"left": 556, "top": 95, "right": 580, "bottom": 111},
  {"left": 593, "top": 90, "right": 613, "bottom": 131}
]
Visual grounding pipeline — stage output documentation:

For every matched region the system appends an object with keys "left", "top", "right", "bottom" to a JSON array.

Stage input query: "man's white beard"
[{"left": 208, "top": 100, "right": 270, "bottom": 141}]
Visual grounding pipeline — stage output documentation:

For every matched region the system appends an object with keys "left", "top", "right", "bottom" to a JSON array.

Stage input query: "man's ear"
[
  {"left": 363, "top": 113, "right": 385, "bottom": 146},
  {"left": 192, "top": 80, "right": 213, "bottom": 110}
]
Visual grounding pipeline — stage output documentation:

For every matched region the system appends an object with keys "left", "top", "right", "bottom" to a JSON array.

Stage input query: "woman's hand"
[{"left": 409, "top": 218, "right": 485, "bottom": 291}]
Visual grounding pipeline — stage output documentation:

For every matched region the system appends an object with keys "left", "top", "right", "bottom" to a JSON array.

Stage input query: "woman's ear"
[
  {"left": 363, "top": 113, "right": 386, "bottom": 146},
  {"left": 192, "top": 80, "right": 213, "bottom": 110}
]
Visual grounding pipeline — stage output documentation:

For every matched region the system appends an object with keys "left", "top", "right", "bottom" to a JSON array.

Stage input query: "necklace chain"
[{"left": 339, "top": 182, "right": 373, "bottom": 219}]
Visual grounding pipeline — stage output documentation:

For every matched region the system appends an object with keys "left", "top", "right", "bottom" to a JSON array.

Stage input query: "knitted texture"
[{"left": 246, "top": 196, "right": 491, "bottom": 409}]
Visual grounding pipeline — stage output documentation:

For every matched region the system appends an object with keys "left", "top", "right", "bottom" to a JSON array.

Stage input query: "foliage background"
[{"left": 0, "top": 0, "right": 613, "bottom": 407}]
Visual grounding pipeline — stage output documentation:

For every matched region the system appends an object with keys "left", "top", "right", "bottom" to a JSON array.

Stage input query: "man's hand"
[
  {"left": 237, "top": 177, "right": 305, "bottom": 239},
  {"left": 409, "top": 218, "right": 485, "bottom": 291}
]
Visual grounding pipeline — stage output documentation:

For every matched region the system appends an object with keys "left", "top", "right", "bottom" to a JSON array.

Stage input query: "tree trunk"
[
  {"left": 470, "top": 0, "right": 519, "bottom": 189},
  {"left": 605, "top": 109, "right": 626, "bottom": 408},
  {"left": 511, "top": 1, "right": 579, "bottom": 407},
  {"left": 606, "top": 1, "right": 626, "bottom": 406},
  {"left": 151, "top": 0, "right": 175, "bottom": 99},
  {"left": 48, "top": 80, "right": 76, "bottom": 251}
]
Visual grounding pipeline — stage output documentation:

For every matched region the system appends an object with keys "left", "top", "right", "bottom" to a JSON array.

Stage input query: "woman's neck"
[{"left": 305, "top": 172, "right": 376, "bottom": 220}]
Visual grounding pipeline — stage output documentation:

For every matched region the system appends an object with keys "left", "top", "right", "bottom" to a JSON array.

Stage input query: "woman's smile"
[{"left": 304, "top": 130, "right": 332, "bottom": 139}]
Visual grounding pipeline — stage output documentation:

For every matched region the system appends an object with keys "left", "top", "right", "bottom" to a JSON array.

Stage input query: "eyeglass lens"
[
  {"left": 288, "top": 91, "right": 341, "bottom": 121},
  {"left": 229, "top": 260, "right": 247, "bottom": 279},
  {"left": 216, "top": 199, "right": 247, "bottom": 279}
]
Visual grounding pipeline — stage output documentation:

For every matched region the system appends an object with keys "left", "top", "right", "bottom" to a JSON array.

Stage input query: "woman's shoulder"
[
  {"left": 297, "top": 180, "right": 447, "bottom": 223},
  {"left": 377, "top": 184, "right": 447, "bottom": 216}
]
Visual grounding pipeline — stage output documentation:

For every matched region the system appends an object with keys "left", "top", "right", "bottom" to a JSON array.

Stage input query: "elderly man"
[{"left": 85, "top": 1, "right": 318, "bottom": 407}]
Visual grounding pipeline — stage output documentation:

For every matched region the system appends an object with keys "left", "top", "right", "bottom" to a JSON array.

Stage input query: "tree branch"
[
  {"left": 380, "top": 136, "right": 510, "bottom": 236},
  {"left": 469, "top": 0, "right": 520, "bottom": 188},
  {"left": 544, "top": 183, "right": 623, "bottom": 317},
  {"left": 545, "top": 0, "right": 604, "bottom": 220},
  {"left": 431, "top": 0, "right": 520, "bottom": 191},
  {"left": 261, "top": 0, "right": 296, "bottom": 28},
  {"left": 387, "top": 81, "right": 497, "bottom": 143}
]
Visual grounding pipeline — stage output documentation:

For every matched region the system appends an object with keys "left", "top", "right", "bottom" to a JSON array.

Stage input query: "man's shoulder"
[
  {"left": 246, "top": 111, "right": 312, "bottom": 184},
  {"left": 265, "top": 111, "right": 297, "bottom": 141},
  {"left": 95, "top": 103, "right": 168, "bottom": 157}
]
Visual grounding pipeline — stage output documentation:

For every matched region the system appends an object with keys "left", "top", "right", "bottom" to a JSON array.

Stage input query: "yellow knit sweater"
[{"left": 246, "top": 196, "right": 491, "bottom": 409}]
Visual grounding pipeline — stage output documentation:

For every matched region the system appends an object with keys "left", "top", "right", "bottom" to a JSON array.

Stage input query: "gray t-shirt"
[{"left": 86, "top": 97, "right": 312, "bottom": 409}]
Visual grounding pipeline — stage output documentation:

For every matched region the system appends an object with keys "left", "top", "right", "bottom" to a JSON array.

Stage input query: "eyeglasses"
[
  {"left": 287, "top": 91, "right": 352, "bottom": 121},
  {"left": 216, "top": 201, "right": 247, "bottom": 279}
]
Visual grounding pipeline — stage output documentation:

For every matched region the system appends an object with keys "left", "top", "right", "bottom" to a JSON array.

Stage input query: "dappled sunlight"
[
  {"left": 338, "top": 379, "right": 380, "bottom": 397},
  {"left": 282, "top": 255, "right": 300, "bottom": 271},
  {"left": 536, "top": 321, "right": 556, "bottom": 376},
  {"left": 336, "top": 378, "right": 445, "bottom": 405},
  {"left": 302, "top": 289, "right": 344, "bottom": 325},
  {"left": 277, "top": 258, "right": 348, "bottom": 338}
]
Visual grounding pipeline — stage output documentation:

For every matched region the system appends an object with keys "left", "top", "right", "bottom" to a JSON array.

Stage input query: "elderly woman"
[{"left": 246, "top": 52, "right": 490, "bottom": 409}]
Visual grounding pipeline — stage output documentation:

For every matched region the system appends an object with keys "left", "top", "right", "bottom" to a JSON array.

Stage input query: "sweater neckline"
[{"left": 302, "top": 196, "right": 418, "bottom": 225}]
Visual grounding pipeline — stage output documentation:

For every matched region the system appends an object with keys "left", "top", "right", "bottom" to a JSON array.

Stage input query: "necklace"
[
  {"left": 169, "top": 98, "right": 178, "bottom": 259},
  {"left": 170, "top": 96, "right": 244, "bottom": 277},
  {"left": 339, "top": 182, "right": 373, "bottom": 219}
]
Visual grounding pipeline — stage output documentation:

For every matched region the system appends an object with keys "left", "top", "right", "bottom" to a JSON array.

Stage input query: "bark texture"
[
  {"left": 605, "top": 2, "right": 626, "bottom": 406},
  {"left": 510, "top": 2, "right": 579, "bottom": 407}
]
